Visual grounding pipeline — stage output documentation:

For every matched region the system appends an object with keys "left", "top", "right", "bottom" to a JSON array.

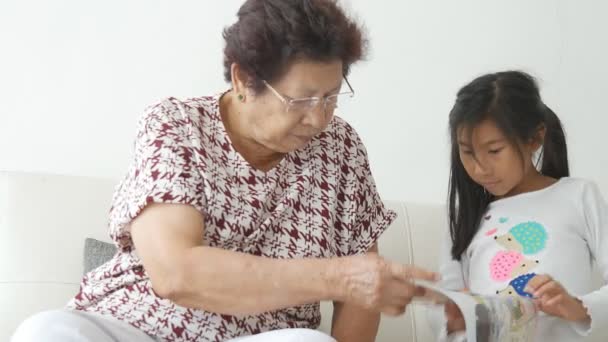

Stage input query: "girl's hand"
[
  {"left": 525, "top": 274, "right": 590, "bottom": 323},
  {"left": 443, "top": 288, "right": 468, "bottom": 334},
  {"left": 445, "top": 300, "right": 466, "bottom": 334}
]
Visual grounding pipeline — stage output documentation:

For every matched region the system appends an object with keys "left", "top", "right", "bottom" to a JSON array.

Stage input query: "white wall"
[{"left": 1, "top": 0, "right": 607, "bottom": 204}]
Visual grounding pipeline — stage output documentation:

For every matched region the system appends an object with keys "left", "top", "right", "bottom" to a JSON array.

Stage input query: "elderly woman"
[{"left": 12, "top": 0, "right": 436, "bottom": 341}]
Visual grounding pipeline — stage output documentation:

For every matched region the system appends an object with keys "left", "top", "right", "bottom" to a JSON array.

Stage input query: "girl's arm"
[{"left": 571, "top": 181, "right": 608, "bottom": 336}]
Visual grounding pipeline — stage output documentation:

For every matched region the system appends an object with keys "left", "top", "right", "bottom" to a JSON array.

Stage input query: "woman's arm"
[
  {"left": 330, "top": 244, "right": 381, "bottom": 342},
  {"left": 131, "top": 203, "right": 437, "bottom": 316}
]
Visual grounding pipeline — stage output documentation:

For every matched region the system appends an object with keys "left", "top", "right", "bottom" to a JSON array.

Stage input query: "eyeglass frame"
[{"left": 262, "top": 77, "right": 355, "bottom": 116}]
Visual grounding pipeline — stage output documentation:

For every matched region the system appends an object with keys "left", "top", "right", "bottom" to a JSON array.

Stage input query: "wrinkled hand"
[
  {"left": 338, "top": 253, "right": 438, "bottom": 316},
  {"left": 525, "top": 274, "right": 590, "bottom": 322}
]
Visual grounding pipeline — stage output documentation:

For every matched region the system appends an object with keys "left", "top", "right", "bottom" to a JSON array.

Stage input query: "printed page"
[{"left": 415, "top": 280, "right": 538, "bottom": 342}]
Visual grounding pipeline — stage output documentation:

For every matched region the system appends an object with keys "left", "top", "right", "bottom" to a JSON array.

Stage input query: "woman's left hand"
[{"left": 525, "top": 274, "right": 590, "bottom": 322}]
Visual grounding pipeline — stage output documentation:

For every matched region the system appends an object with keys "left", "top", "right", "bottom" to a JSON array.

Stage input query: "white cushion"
[{"left": 0, "top": 172, "right": 115, "bottom": 341}]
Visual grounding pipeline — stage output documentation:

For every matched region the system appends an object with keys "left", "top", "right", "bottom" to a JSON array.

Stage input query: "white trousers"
[{"left": 11, "top": 310, "right": 336, "bottom": 342}]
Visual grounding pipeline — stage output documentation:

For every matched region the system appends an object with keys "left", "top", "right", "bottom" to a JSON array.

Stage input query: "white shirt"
[{"left": 430, "top": 177, "right": 608, "bottom": 341}]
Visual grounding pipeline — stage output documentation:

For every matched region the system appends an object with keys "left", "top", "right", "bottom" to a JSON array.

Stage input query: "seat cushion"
[{"left": 83, "top": 238, "right": 117, "bottom": 274}]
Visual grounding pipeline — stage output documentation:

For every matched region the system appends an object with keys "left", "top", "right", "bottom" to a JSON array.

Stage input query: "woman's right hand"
[{"left": 335, "top": 253, "right": 438, "bottom": 316}]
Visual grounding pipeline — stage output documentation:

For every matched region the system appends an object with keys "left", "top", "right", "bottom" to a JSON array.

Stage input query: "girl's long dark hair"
[{"left": 448, "top": 71, "right": 569, "bottom": 260}]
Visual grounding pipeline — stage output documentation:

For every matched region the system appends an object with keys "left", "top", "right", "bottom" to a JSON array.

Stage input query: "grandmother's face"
[{"left": 248, "top": 59, "right": 344, "bottom": 153}]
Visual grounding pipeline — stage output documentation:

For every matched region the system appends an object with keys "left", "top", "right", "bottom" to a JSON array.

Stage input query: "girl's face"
[{"left": 457, "top": 119, "right": 540, "bottom": 197}]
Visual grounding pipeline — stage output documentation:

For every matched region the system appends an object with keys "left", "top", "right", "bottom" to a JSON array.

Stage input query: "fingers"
[
  {"left": 525, "top": 274, "right": 551, "bottom": 294},
  {"left": 418, "top": 287, "right": 450, "bottom": 304},
  {"left": 378, "top": 283, "right": 411, "bottom": 317},
  {"left": 388, "top": 261, "right": 439, "bottom": 282},
  {"left": 444, "top": 301, "right": 463, "bottom": 320},
  {"left": 526, "top": 274, "right": 570, "bottom": 318},
  {"left": 387, "top": 279, "right": 417, "bottom": 303},
  {"left": 412, "top": 285, "right": 431, "bottom": 299},
  {"left": 407, "top": 265, "right": 440, "bottom": 281},
  {"left": 534, "top": 279, "right": 562, "bottom": 298},
  {"left": 445, "top": 301, "right": 466, "bottom": 333},
  {"left": 526, "top": 274, "right": 565, "bottom": 302},
  {"left": 378, "top": 279, "right": 424, "bottom": 316},
  {"left": 545, "top": 294, "right": 564, "bottom": 307},
  {"left": 383, "top": 305, "right": 408, "bottom": 317},
  {"left": 360, "top": 256, "right": 440, "bottom": 316}
]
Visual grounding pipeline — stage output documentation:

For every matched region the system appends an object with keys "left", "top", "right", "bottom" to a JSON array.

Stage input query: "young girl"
[{"left": 433, "top": 71, "right": 608, "bottom": 341}]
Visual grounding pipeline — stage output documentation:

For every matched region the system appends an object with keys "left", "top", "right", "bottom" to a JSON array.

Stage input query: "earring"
[{"left": 237, "top": 94, "right": 245, "bottom": 102}]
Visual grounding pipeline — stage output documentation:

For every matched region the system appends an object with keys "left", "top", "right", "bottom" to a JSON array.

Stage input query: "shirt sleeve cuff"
[{"left": 572, "top": 292, "right": 605, "bottom": 336}]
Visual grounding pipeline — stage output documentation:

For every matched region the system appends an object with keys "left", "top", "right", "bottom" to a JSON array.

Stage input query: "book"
[{"left": 416, "top": 280, "right": 538, "bottom": 342}]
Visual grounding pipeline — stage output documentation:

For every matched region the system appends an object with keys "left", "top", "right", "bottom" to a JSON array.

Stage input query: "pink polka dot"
[{"left": 490, "top": 251, "right": 523, "bottom": 281}]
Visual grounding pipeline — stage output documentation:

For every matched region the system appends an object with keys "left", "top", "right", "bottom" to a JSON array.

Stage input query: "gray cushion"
[{"left": 83, "top": 238, "right": 117, "bottom": 274}]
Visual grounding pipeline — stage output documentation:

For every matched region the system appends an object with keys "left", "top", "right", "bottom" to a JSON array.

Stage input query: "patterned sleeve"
[
  {"left": 333, "top": 123, "right": 396, "bottom": 256},
  {"left": 109, "top": 98, "right": 206, "bottom": 249}
]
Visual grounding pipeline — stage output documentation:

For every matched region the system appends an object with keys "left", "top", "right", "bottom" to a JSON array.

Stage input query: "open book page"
[{"left": 415, "top": 280, "right": 538, "bottom": 342}]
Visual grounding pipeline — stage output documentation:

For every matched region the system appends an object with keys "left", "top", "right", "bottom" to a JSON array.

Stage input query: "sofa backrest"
[{"left": 1, "top": 171, "right": 605, "bottom": 341}]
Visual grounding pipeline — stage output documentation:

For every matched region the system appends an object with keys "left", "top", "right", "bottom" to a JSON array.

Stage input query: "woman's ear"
[{"left": 230, "top": 63, "right": 250, "bottom": 101}]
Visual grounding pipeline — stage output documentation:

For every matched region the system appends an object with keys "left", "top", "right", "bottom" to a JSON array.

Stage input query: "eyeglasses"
[{"left": 262, "top": 77, "right": 355, "bottom": 117}]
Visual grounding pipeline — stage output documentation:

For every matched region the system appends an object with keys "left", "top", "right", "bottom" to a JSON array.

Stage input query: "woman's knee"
[
  {"left": 231, "top": 328, "right": 336, "bottom": 342},
  {"left": 11, "top": 310, "right": 95, "bottom": 342},
  {"left": 282, "top": 329, "right": 336, "bottom": 342},
  {"left": 12, "top": 310, "right": 64, "bottom": 341}
]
